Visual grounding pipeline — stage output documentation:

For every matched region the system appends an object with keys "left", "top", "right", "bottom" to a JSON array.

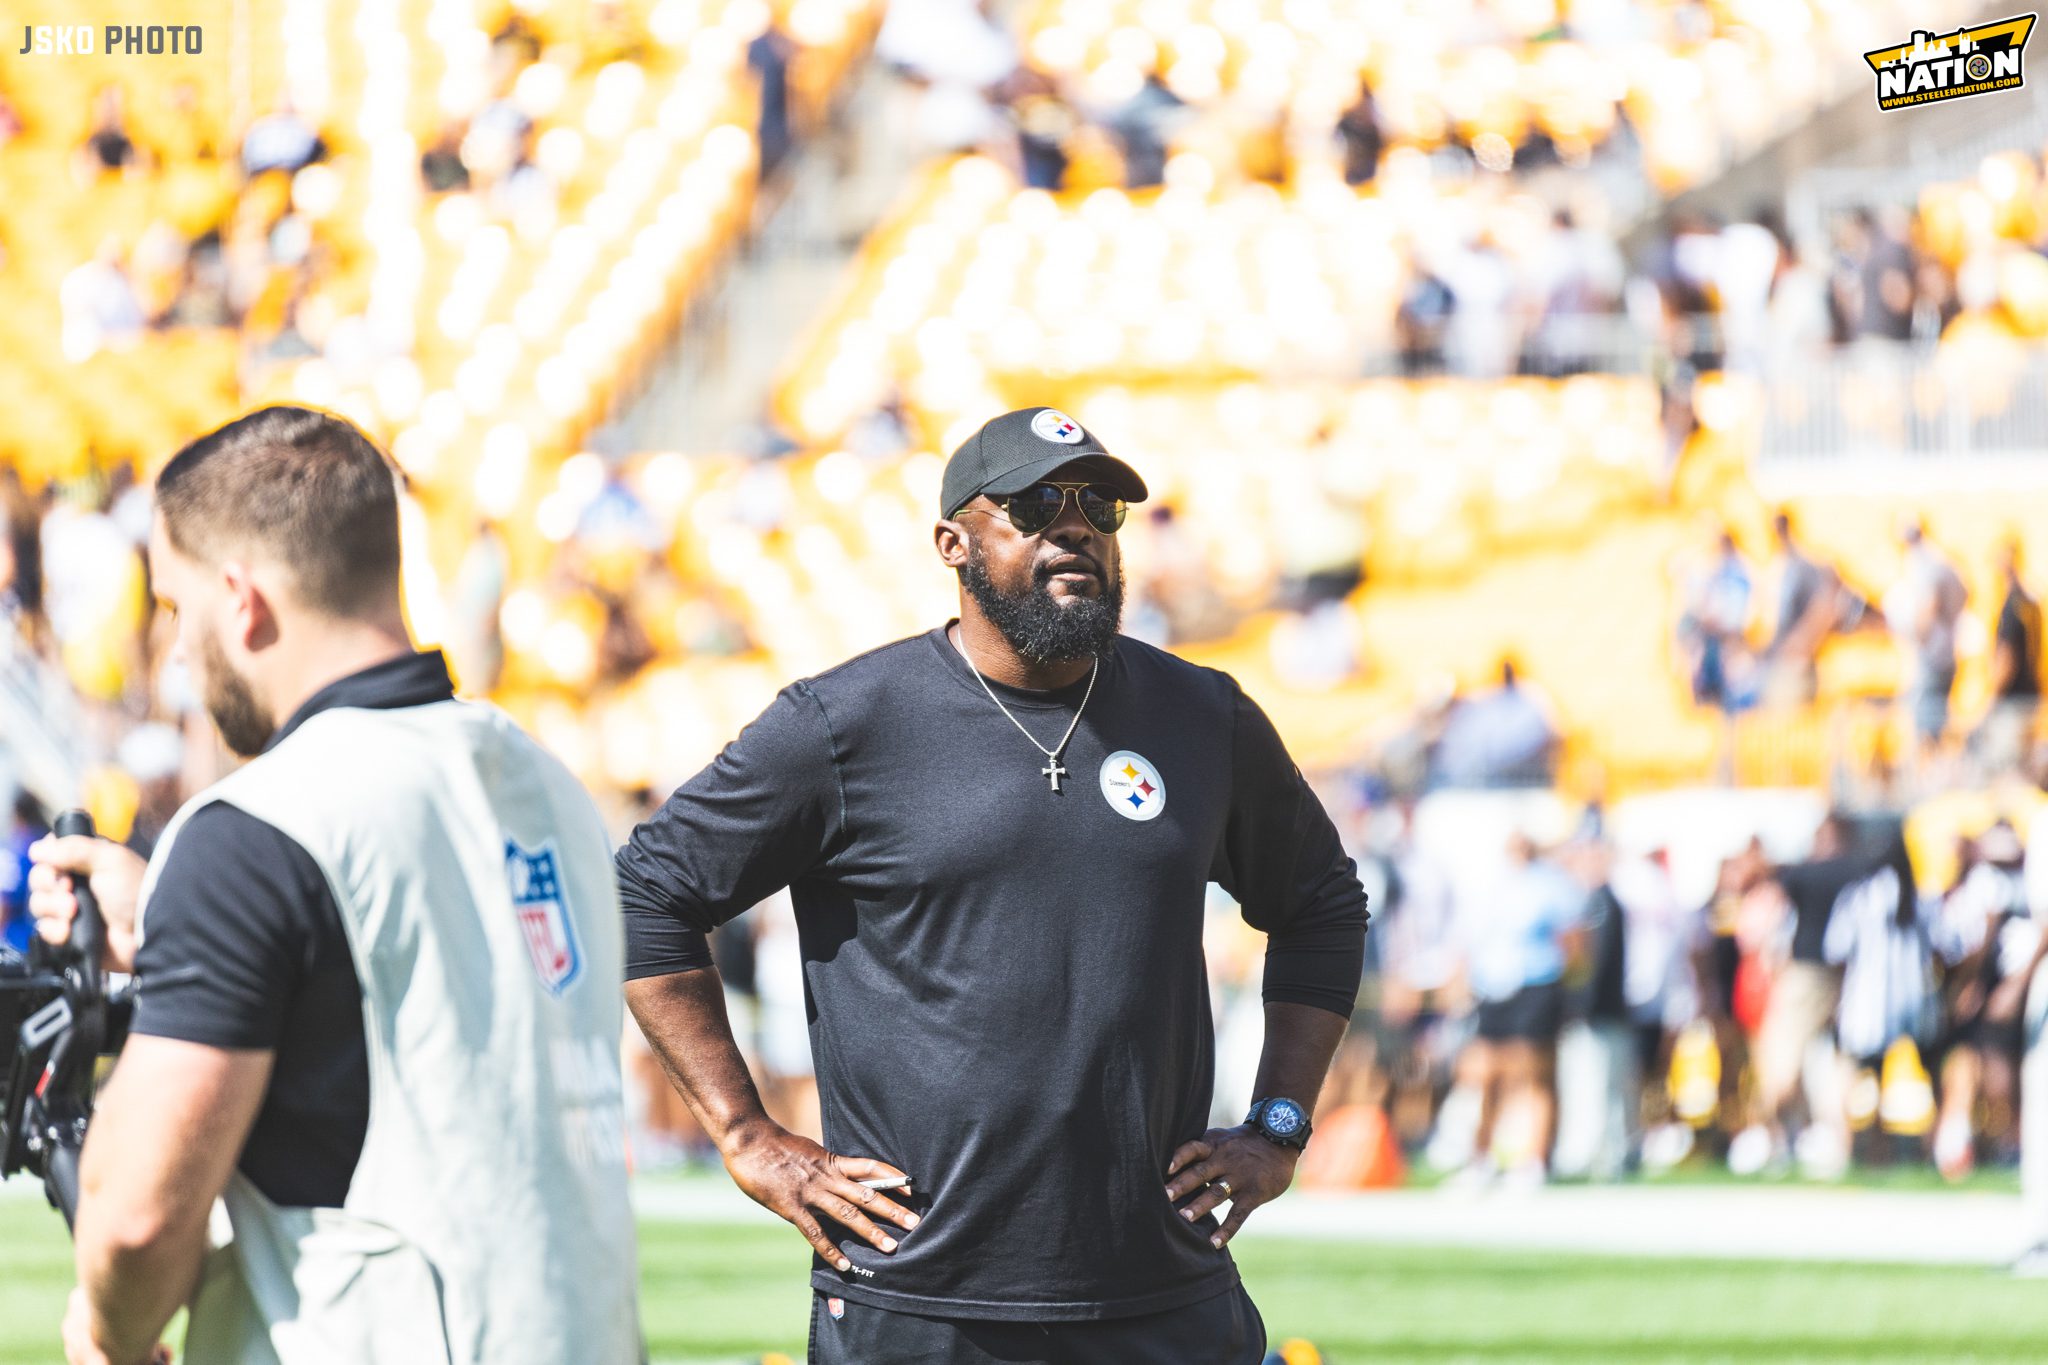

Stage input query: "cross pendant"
[{"left": 1042, "top": 758, "right": 1067, "bottom": 792}]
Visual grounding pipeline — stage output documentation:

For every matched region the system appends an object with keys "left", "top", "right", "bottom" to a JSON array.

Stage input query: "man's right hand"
[
  {"left": 721, "top": 1123, "right": 919, "bottom": 1272},
  {"left": 27, "top": 835, "right": 146, "bottom": 974}
]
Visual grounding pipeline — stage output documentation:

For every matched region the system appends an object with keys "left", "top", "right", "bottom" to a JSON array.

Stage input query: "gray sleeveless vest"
[{"left": 136, "top": 700, "right": 643, "bottom": 1364}]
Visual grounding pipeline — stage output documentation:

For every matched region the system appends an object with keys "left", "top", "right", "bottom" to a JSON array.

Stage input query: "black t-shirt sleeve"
[
  {"left": 132, "top": 802, "right": 333, "bottom": 1050},
  {"left": 617, "top": 681, "right": 843, "bottom": 980},
  {"left": 1211, "top": 686, "right": 1370, "bottom": 1016}
]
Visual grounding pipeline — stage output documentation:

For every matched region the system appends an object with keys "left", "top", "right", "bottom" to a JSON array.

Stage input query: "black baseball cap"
[{"left": 939, "top": 407, "right": 1148, "bottom": 520}]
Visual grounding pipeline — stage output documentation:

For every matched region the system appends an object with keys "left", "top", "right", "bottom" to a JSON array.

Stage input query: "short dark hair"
[{"left": 155, "top": 405, "right": 401, "bottom": 618}]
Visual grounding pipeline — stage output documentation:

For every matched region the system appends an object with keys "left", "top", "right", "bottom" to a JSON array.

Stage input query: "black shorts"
[
  {"left": 807, "top": 1284, "right": 1266, "bottom": 1365},
  {"left": 1476, "top": 981, "right": 1565, "bottom": 1043}
]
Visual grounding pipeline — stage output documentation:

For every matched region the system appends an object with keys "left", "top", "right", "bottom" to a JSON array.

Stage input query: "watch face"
[{"left": 1264, "top": 1100, "right": 1304, "bottom": 1136}]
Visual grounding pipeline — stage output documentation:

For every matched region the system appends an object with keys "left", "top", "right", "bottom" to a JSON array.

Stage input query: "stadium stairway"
[{"left": 617, "top": 59, "right": 924, "bottom": 453}]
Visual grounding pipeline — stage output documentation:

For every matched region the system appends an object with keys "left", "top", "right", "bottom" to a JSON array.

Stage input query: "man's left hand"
[
  {"left": 1164, "top": 1125, "right": 1299, "bottom": 1250},
  {"left": 62, "top": 1289, "right": 170, "bottom": 1365}
]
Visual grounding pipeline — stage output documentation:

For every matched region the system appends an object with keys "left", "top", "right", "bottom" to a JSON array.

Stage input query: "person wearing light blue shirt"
[{"left": 1456, "top": 834, "right": 1590, "bottom": 1188}]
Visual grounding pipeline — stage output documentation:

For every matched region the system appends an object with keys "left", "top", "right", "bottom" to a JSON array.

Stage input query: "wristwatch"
[{"left": 1244, "top": 1097, "right": 1312, "bottom": 1151}]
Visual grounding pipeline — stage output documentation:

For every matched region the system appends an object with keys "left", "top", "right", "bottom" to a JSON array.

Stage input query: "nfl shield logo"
[
  {"left": 506, "top": 839, "right": 582, "bottom": 996},
  {"left": 827, "top": 1297, "right": 845, "bottom": 1321}
]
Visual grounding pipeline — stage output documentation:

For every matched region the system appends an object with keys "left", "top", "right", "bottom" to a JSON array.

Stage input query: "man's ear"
[
  {"left": 935, "top": 518, "right": 971, "bottom": 571},
  {"left": 219, "top": 560, "right": 280, "bottom": 651}
]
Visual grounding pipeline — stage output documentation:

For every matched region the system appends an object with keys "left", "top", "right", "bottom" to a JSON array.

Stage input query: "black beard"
[
  {"left": 199, "top": 630, "right": 276, "bottom": 758},
  {"left": 961, "top": 540, "right": 1124, "bottom": 666}
]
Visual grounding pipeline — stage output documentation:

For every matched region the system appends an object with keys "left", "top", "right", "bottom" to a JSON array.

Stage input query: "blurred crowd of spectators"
[
  {"left": 1674, "top": 513, "right": 2042, "bottom": 787},
  {"left": 1329, "top": 788, "right": 2048, "bottom": 1189},
  {"left": 48, "top": 82, "right": 327, "bottom": 372}
]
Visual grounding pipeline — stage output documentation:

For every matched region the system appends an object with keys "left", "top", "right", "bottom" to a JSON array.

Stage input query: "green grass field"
[{"left": 6, "top": 1198, "right": 2048, "bottom": 1363}]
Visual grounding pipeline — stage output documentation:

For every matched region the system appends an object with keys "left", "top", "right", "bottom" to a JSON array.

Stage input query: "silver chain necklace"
[{"left": 957, "top": 634, "right": 1097, "bottom": 792}]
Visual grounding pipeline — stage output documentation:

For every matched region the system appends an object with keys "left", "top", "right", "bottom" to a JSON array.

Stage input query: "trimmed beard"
[
  {"left": 198, "top": 630, "right": 276, "bottom": 758},
  {"left": 960, "top": 538, "right": 1124, "bottom": 666}
]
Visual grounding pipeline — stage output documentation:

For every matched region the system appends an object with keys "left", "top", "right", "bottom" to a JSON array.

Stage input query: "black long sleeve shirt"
[{"left": 618, "top": 625, "right": 1367, "bottom": 1321}]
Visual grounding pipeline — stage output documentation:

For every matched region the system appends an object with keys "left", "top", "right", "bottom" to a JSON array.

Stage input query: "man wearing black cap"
[{"left": 619, "top": 407, "right": 1368, "bottom": 1363}]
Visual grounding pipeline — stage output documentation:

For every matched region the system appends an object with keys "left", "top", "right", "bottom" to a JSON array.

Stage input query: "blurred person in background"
[
  {"left": 1003, "top": 68, "right": 1078, "bottom": 191},
  {"left": 1716, "top": 209, "right": 1787, "bottom": 374},
  {"left": 1932, "top": 822, "right": 2031, "bottom": 1179},
  {"left": 1431, "top": 659, "right": 1558, "bottom": 789},
  {"left": 2011, "top": 808, "right": 2048, "bottom": 1269},
  {"left": 1978, "top": 540, "right": 2041, "bottom": 773},
  {"left": 747, "top": 18, "right": 798, "bottom": 179},
  {"left": 60, "top": 236, "right": 146, "bottom": 362},
  {"left": 1612, "top": 846, "right": 1697, "bottom": 1167},
  {"left": 238, "top": 101, "right": 324, "bottom": 178},
  {"left": 1728, "top": 815, "right": 1858, "bottom": 1176},
  {"left": 74, "top": 85, "right": 139, "bottom": 181},
  {"left": 1443, "top": 232, "right": 1517, "bottom": 378},
  {"left": 419, "top": 120, "right": 471, "bottom": 193},
  {"left": 1678, "top": 529, "right": 1755, "bottom": 716},
  {"left": 1335, "top": 78, "right": 1383, "bottom": 186},
  {"left": 1765, "top": 225, "right": 1832, "bottom": 365},
  {"left": 1696, "top": 838, "right": 1770, "bottom": 1147},
  {"left": 1454, "top": 832, "right": 1587, "bottom": 1188},
  {"left": 1564, "top": 838, "right": 1638, "bottom": 1179},
  {"left": 1822, "top": 825, "right": 1934, "bottom": 1174},
  {"left": 1528, "top": 207, "right": 1624, "bottom": 376},
  {"left": 750, "top": 889, "right": 821, "bottom": 1141},
  {"left": 116, "top": 721, "right": 186, "bottom": 856},
  {"left": 1654, "top": 212, "right": 1725, "bottom": 371},
  {"left": 1395, "top": 266, "right": 1455, "bottom": 374},
  {"left": 1857, "top": 207, "right": 1918, "bottom": 344},
  {"left": 1373, "top": 804, "right": 1464, "bottom": 1152},
  {"left": 1108, "top": 68, "right": 1188, "bottom": 190},
  {"left": 1909, "top": 255, "right": 1960, "bottom": 344},
  {"left": 876, "top": 0, "right": 1017, "bottom": 154},
  {"left": 0, "top": 473, "right": 42, "bottom": 642},
  {"left": 1762, "top": 511, "right": 1839, "bottom": 707},
  {"left": 445, "top": 520, "right": 509, "bottom": 692},
  {"left": 1886, "top": 520, "right": 1968, "bottom": 772},
  {"left": 1, "top": 790, "right": 46, "bottom": 955}
]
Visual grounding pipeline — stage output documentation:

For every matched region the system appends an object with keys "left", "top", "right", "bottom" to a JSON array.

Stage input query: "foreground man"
[
  {"left": 30, "top": 406, "right": 640, "bottom": 1364},
  {"left": 620, "top": 407, "right": 1368, "bottom": 1364}
]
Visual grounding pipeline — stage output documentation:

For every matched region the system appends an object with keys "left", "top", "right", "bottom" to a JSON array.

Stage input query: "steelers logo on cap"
[
  {"left": 1100, "top": 750, "right": 1165, "bottom": 821},
  {"left": 1031, "top": 409, "right": 1085, "bottom": 444}
]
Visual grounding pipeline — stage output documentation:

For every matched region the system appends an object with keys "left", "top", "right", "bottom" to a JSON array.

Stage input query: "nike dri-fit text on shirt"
[{"left": 618, "top": 625, "right": 1368, "bottom": 1321}]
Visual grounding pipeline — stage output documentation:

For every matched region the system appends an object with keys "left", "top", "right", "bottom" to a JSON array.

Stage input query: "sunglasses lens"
[
  {"left": 1004, "top": 485, "right": 1063, "bottom": 534},
  {"left": 1080, "top": 487, "right": 1126, "bottom": 533}
]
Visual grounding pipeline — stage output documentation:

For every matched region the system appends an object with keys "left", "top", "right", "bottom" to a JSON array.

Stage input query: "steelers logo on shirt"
[{"left": 1099, "top": 750, "right": 1165, "bottom": 822}]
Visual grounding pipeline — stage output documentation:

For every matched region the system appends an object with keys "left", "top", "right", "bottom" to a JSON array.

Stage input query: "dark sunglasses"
[{"left": 963, "top": 481, "right": 1127, "bottom": 536}]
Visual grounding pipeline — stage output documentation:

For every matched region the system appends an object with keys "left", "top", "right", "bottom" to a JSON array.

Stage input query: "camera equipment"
[{"left": 0, "top": 810, "right": 131, "bottom": 1226}]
